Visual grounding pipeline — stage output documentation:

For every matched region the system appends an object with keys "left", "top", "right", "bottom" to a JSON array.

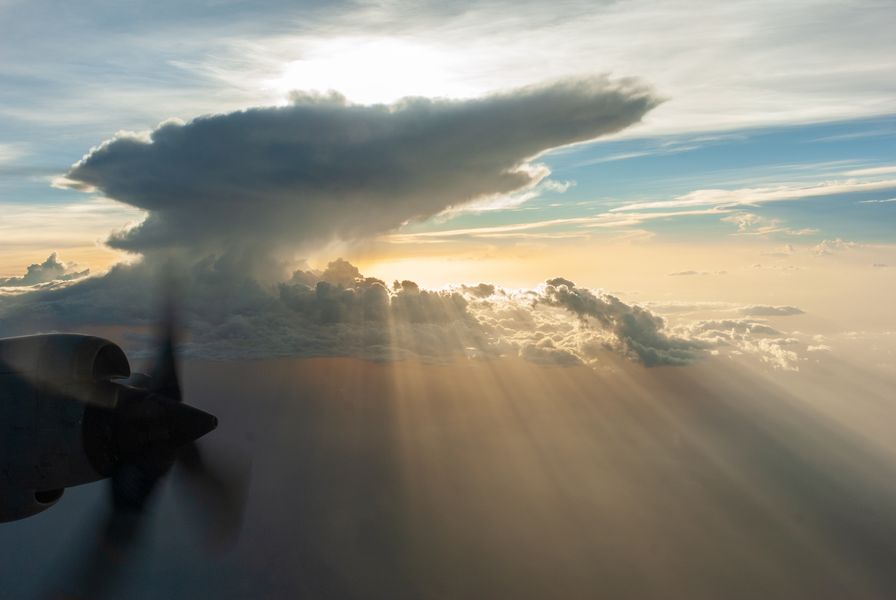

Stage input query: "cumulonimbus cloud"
[{"left": 61, "top": 78, "right": 659, "bottom": 259}]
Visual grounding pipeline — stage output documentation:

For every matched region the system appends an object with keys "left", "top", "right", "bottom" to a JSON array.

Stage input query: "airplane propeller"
[{"left": 50, "top": 298, "right": 250, "bottom": 599}]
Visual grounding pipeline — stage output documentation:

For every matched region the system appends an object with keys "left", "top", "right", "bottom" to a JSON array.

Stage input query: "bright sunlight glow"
[{"left": 262, "top": 38, "right": 481, "bottom": 104}]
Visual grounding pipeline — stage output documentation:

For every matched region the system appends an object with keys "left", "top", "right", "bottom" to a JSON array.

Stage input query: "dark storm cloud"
[{"left": 63, "top": 78, "right": 659, "bottom": 256}]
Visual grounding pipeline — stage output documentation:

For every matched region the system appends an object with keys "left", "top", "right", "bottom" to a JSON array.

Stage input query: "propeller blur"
[{"left": 0, "top": 301, "right": 248, "bottom": 598}]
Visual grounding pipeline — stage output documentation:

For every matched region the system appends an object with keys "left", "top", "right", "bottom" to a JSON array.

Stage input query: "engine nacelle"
[
  {"left": 0, "top": 334, "right": 130, "bottom": 409},
  {"left": 0, "top": 334, "right": 130, "bottom": 384},
  {"left": 0, "top": 334, "right": 131, "bottom": 499},
  {"left": 0, "top": 487, "right": 65, "bottom": 523}
]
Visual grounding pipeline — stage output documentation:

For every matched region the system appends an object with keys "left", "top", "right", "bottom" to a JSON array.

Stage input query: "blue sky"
[
  {"left": 1, "top": 0, "right": 895, "bottom": 280},
  {"left": 2, "top": 1, "right": 895, "bottom": 269},
  {"left": 396, "top": 114, "right": 896, "bottom": 245}
]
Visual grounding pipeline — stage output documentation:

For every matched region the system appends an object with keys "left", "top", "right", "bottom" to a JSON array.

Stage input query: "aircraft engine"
[
  {"left": 0, "top": 333, "right": 130, "bottom": 383},
  {"left": 0, "top": 334, "right": 133, "bottom": 505}
]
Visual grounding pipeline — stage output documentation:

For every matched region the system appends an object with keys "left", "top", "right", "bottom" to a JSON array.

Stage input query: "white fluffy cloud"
[
  {"left": 674, "top": 318, "right": 806, "bottom": 370},
  {"left": 0, "top": 253, "right": 89, "bottom": 291}
]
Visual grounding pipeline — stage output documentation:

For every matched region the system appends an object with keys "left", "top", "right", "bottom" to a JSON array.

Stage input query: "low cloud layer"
[
  {"left": 0, "top": 257, "right": 814, "bottom": 370},
  {"left": 62, "top": 78, "right": 658, "bottom": 266}
]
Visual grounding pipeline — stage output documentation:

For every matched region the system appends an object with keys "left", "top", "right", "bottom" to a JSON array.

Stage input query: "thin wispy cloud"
[
  {"left": 843, "top": 165, "right": 896, "bottom": 177},
  {"left": 721, "top": 212, "right": 818, "bottom": 237},
  {"left": 612, "top": 178, "right": 896, "bottom": 213}
]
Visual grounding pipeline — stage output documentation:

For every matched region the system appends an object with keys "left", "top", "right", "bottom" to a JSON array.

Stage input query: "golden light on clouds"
[{"left": 0, "top": 198, "right": 142, "bottom": 278}]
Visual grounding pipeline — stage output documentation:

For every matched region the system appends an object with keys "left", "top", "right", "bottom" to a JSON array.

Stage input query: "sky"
[
  {"left": 1, "top": 0, "right": 894, "bottom": 367},
  {"left": 1, "top": 1, "right": 895, "bottom": 276},
  {"left": 1, "top": 1, "right": 896, "bottom": 597}
]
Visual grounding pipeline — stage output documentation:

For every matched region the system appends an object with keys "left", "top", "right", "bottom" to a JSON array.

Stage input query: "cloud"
[
  {"left": 813, "top": 238, "right": 861, "bottom": 256},
  {"left": 667, "top": 270, "right": 727, "bottom": 277},
  {"left": 0, "top": 255, "right": 706, "bottom": 367},
  {"left": 533, "top": 278, "right": 703, "bottom": 366},
  {"left": 737, "top": 305, "right": 804, "bottom": 317},
  {"left": 0, "top": 253, "right": 89, "bottom": 289},
  {"left": 807, "top": 344, "right": 832, "bottom": 352},
  {"left": 684, "top": 319, "right": 781, "bottom": 338},
  {"left": 61, "top": 78, "right": 658, "bottom": 267},
  {"left": 721, "top": 212, "right": 818, "bottom": 237},
  {"left": 739, "top": 337, "right": 801, "bottom": 371},
  {"left": 761, "top": 243, "right": 795, "bottom": 257},
  {"left": 387, "top": 206, "right": 723, "bottom": 242},
  {"left": 642, "top": 301, "right": 736, "bottom": 314},
  {"left": 612, "top": 179, "right": 896, "bottom": 213},
  {"left": 752, "top": 263, "right": 801, "bottom": 271},
  {"left": 677, "top": 319, "right": 802, "bottom": 369},
  {"left": 1, "top": 255, "right": 820, "bottom": 372},
  {"left": 844, "top": 165, "right": 896, "bottom": 177},
  {"left": 0, "top": 198, "right": 143, "bottom": 255},
  {"left": 518, "top": 338, "right": 585, "bottom": 366},
  {"left": 439, "top": 177, "right": 575, "bottom": 216},
  {"left": 461, "top": 283, "right": 497, "bottom": 298},
  {"left": 0, "top": 142, "right": 26, "bottom": 164}
]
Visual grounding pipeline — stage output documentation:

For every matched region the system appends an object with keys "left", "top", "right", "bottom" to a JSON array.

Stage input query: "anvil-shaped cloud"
[{"left": 61, "top": 77, "right": 658, "bottom": 259}]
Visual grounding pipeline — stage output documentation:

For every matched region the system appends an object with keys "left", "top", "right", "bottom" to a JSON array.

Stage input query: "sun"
[{"left": 263, "top": 37, "right": 480, "bottom": 105}]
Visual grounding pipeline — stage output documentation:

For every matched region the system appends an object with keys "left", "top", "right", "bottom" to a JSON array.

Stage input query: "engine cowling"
[
  {"left": 0, "top": 334, "right": 130, "bottom": 383},
  {"left": 0, "top": 334, "right": 131, "bottom": 498},
  {"left": 0, "top": 334, "right": 130, "bottom": 409}
]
